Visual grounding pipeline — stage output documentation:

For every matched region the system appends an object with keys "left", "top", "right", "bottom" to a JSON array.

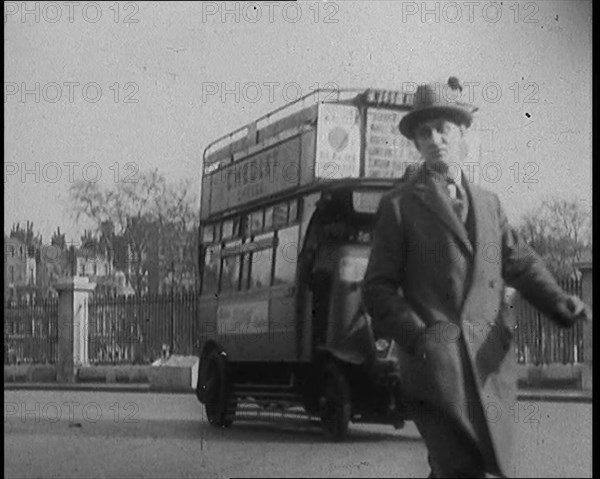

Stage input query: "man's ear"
[{"left": 459, "top": 126, "right": 470, "bottom": 160}]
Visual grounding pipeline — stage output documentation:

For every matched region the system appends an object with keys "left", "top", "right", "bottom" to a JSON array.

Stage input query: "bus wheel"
[
  {"left": 319, "top": 361, "right": 351, "bottom": 441},
  {"left": 204, "top": 350, "right": 234, "bottom": 428}
]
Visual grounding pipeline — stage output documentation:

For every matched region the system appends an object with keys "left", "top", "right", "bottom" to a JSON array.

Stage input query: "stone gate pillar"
[{"left": 55, "top": 277, "right": 96, "bottom": 382}]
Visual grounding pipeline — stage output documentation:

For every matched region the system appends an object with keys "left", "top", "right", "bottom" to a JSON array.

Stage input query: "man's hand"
[
  {"left": 568, "top": 295, "right": 592, "bottom": 322},
  {"left": 555, "top": 295, "right": 592, "bottom": 325}
]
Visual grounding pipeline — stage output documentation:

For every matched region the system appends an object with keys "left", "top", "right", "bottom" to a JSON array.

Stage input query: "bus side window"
[
  {"left": 248, "top": 232, "right": 274, "bottom": 289},
  {"left": 251, "top": 210, "right": 264, "bottom": 234},
  {"left": 250, "top": 247, "right": 273, "bottom": 289},
  {"left": 202, "top": 224, "right": 215, "bottom": 244},
  {"left": 242, "top": 214, "right": 252, "bottom": 238},
  {"left": 274, "top": 225, "right": 299, "bottom": 285},
  {"left": 240, "top": 252, "right": 251, "bottom": 291},
  {"left": 220, "top": 240, "right": 242, "bottom": 293},
  {"left": 222, "top": 219, "right": 234, "bottom": 240},
  {"left": 201, "top": 244, "right": 220, "bottom": 296},
  {"left": 288, "top": 199, "right": 299, "bottom": 224},
  {"left": 232, "top": 216, "right": 241, "bottom": 238},
  {"left": 220, "top": 254, "right": 242, "bottom": 293},
  {"left": 272, "top": 203, "right": 288, "bottom": 228},
  {"left": 264, "top": 206, "right": 274, "bottom": 231}
]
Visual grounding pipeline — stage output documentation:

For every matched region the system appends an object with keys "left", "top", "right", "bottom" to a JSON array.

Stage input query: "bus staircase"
[
  {"left": 226, "top": 381, "right": 317, "bottom": 424},
  {"left": 225, "top": 380, "right": 406, "bottom": 429}
]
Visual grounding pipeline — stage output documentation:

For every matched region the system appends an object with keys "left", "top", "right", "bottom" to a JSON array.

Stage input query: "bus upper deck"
[{"left": 200, "top": 87, "right": 424, "bottom": 222}]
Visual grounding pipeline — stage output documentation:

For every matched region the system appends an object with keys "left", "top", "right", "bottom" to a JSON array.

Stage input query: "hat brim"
[{"left": 399, "top": 105, "right": 474, "bottom": 139}]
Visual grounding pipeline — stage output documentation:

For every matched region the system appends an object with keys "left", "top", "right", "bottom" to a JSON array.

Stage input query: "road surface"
[{"left": 4, "top": 390, "right": 592, "bottom": 478}]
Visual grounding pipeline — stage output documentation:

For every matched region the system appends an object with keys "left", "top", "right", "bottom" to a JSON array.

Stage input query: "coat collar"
[{"left": 409, "top": 164, "right": 474, "bottom": 256}]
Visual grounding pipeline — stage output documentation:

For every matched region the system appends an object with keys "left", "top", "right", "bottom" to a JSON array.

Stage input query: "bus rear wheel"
[
  {"left": 204, "top": 350, "right": 234, "bottom": 428},
  {"left": 319, "top": 361, "right": 351, "bottom": 441}
]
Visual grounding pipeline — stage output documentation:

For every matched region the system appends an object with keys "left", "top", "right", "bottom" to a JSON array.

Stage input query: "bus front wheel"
[
  {"left": 204, "top": 350, "right": 234, "bottom": 428},
  {"left": 319, "top": 361, "right": 351, "bottom": 441}
]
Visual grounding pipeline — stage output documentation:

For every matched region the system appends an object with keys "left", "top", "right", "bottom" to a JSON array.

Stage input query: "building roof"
[{"left": 574, "top": 250, "right": 593, "bottom": 270}]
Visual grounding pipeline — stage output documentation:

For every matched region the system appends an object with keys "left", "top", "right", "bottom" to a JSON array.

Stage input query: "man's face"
[{"left": 413, "top": 117, "right": 465, "bottom": 168}]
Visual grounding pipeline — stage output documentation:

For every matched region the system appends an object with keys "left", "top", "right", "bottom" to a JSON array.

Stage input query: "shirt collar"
[{"left": 424, "top": 162, "right": 463, "bottom": 187}]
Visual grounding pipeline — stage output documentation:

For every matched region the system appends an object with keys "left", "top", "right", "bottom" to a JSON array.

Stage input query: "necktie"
[{"left": 446, "top": 178, "right": 467, "bottom": 223}]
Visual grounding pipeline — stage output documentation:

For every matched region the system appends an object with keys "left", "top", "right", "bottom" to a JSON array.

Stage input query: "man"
[{"left": 362, "top": 77, "right": 591, "bottom": 478}]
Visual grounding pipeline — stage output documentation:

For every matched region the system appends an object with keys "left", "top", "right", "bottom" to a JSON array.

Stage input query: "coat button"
[{"left": 489, "top": 280, "right": 497, "bottom": 288}]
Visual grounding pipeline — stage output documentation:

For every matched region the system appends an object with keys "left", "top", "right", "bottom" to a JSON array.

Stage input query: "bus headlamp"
[
  {"left": 339, "top": 257, "right": 369, "bottom": 283},
  {"left": 375, "top": 339, "right": 390, "bottom": 353}
]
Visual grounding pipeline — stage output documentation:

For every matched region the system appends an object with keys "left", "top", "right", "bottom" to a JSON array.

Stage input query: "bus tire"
[
  {"left": 204, "top": 350, "right": 234, "bottom": 428},
  {"left": 319, "top": 361, "right": 351, "bottom": 441}
]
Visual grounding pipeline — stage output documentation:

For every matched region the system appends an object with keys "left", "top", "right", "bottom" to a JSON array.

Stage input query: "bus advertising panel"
[{"left": 315, "top": 103, "right": 361, "bottom": 180}]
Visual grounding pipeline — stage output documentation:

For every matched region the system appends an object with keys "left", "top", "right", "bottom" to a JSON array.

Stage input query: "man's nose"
[{"left": 430, "top": 129, "right": 444, "bottom": 145}]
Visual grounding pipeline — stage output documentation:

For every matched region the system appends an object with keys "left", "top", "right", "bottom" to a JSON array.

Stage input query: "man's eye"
[{"left": 439, "top": 121, "right": 455, "bottom": 134}]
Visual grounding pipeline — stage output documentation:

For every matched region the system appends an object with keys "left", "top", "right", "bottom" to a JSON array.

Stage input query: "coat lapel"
[
  {"left": 463, "top": 182, "right": 486, "bottom": 265},
  {"left": 461, "top": 182, "right": 491, "bottom": 309},
  {"left": 411, "top": 170, "right": 474, "bottom": 256}
]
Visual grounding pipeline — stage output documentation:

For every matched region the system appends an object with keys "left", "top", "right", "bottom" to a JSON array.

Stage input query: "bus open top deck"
[{"left": 200, "top": 87, "right": 424, "bottom": 222}]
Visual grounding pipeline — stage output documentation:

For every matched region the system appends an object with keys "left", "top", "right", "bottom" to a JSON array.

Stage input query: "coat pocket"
[{"left": 401, "top": 323, "right": 463, "bottom": 402}]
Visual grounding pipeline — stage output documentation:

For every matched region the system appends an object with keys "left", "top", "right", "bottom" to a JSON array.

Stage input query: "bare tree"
[
  {"left": 68, "top": 170, "right": 199, "bottom": 295},
  {"left": 155, "top": 178, "right": 199, "bottom": 292},
  {"left": 517, "top": 197, "right": 592, "bottom": 280},
  {"left": 9, "top": 221, "right": 42, "bottom": 249},
  {"left": 50, "top": 227, "right": 66, "bottom": 250}
]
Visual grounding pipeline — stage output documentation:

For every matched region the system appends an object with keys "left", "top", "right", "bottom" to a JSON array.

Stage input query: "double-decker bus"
[{"left": 195, "top": 87, "right": 477, "bottom": 439}]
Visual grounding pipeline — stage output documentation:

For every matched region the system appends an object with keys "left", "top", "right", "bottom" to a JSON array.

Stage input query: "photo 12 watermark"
[
  {"left": 4, "top": 161, "right": 139, "bottom": 184},
  {"left": 198, "top": 80, "right": 539, "bottom": 110},
  {"left": 200, "top": 81, "right": 340, "bottom": 104},
  {"left": 4, "top": 2, "right": 140, "bottom": 24},
  {"left": 423, "top": 399, "right": 541, "bottom": 426},
  {"left": 4, "top": 401, "right": 140, "bottom": 423},
  {"left": 5, "top": 238, "right": 143, "bottom": 266},
  {"left": 200, "top": 1, "right": 340, "bottom": 24},
  {"left": 400, "top": 1, "right": 540, "bottom": 24},
  {"left": 402, "top": 80, "right": 540, "bottom": 106},
  {"left": 4, "top": 82, "right": 140, "bottom": 104}
]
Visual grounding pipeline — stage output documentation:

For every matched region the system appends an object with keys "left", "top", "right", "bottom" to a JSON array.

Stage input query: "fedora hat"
[{"left": 399, "top": 77, "right": 478, "bottom": 139}]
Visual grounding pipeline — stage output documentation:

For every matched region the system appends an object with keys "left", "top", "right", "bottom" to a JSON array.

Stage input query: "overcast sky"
[{"left": 5, "top": 0, "right": 592, "bottom": 243}]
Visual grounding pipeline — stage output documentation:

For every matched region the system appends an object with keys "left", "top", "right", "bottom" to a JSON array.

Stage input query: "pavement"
[
  {"left": 3, "top": 382, "right": 191, "bottom": 394},
  {"left": 4, "top": 388, "right": 592, "bottom": 477},
  {"left": 3, "top": 381, "right": 592, "bottom": 402}
]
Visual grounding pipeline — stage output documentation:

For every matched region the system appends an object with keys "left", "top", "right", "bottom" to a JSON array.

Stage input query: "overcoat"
[{"left": 363, "top": 165, "right": 574, "bottom": 477}]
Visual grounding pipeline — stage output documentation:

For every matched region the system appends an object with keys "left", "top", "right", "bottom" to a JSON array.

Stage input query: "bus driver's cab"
[{"left": 298, "top": 186, "right": 407, "bottom": 432}]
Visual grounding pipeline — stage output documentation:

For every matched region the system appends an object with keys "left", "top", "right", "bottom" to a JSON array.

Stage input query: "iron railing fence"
[
  {"left": 4, "top": 278, "right": 585, "bottom": 366},
  {"left": 87, "top": 292, "right": 199, "bottom": 364},
  {"left": 514, "top": 278, "right": 584, "bottom": 365},
  {"left": 4, "top": 298, "right": 58, "bottom": 364}
]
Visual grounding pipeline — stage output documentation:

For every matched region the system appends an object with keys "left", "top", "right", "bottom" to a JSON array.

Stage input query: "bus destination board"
[{"left": 365, "top": 108, "right": 421, "bottom": 178}]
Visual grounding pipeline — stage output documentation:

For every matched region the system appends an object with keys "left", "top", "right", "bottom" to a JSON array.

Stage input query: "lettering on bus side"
[
  {"left": 209, "top": 138, "right": 302, "bottom": 213},
  {"left": 224, "top": 157, "right": 279, "bottom": 190},
  {"left": 236, "top": 181, "right": 265, "bottom": 203},
  {"left": 216, "top": 301, "right": 269, "bottom": 335}
]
